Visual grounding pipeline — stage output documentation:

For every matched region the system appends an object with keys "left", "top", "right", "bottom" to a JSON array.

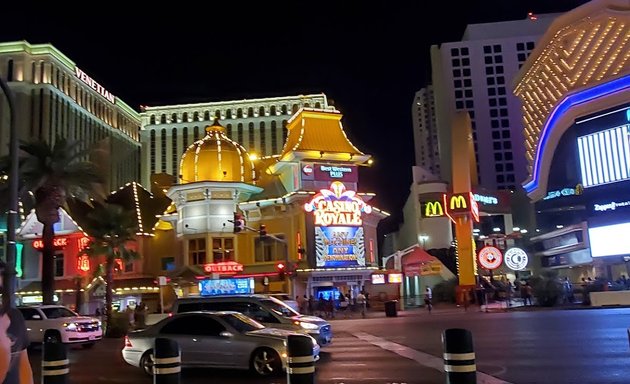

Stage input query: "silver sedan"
[{"left": 121, "top": 311, "right": 320, "bottom": 377}]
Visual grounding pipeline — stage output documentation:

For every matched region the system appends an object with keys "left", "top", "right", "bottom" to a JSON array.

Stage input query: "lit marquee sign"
[
  {"left": 75, "top": 67, "right": 115, "bottom": 103},
  {"left": 421, "top": 200, "right": 445, "bottom": 218},
  {"left": 304, "top": 181, "right": 371, "bottom": 226},
  {"left": 443, "top": 192, "right": 480, "bottom": 223},
  {"left": 203, "top": 261, "right": 244, "bottom": 274},
  {"left": 33, "top": 237, "right": 69, "bottom": 250},
  {"left": 306, "top": 182, "right": 370, "bottom": 268}
]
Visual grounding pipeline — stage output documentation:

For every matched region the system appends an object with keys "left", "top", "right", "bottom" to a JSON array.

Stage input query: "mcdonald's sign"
[
  {"left": 443, "top": 192, "right": 480, "bottom": 223},
  {"left": 422, "top": 201, "right": 445, "bottom": 218}
]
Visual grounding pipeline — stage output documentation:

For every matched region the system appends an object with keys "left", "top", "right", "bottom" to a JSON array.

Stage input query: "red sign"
[
  {"left": 32, "top": 237, "right": 69, "bottom": 250},
  {"left": 478, "top": 246, "right": 503, "bottom": 270},
  {"left": 302, "top": 164, "right": 313, "bottom": 175},
  {"left": 203, "top": 261, "right": 244, "bottom": 274},
  {"left": 77, "top": 255, "right": 90, "bottom": 272}
]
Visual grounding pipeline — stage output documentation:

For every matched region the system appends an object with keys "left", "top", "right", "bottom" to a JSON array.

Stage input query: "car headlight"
[
  {"left": 64, "top": 322, "right": 77, "bottom": 331},
  {"left": 299, "top": 322, "right": 319, "bottom": 330}
]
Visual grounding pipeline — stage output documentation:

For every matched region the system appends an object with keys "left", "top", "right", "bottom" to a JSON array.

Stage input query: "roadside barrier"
[
  {"left": 42, "top": 340, "right": 69, "bottom": 384},
  {"left": 153, "top": 337, "right": 181, "bottom": 384},
  {"left": 442, "top": 328, "right": 476, "bottom": 384},
  {"left": 287, "top": 334, "right": 315, "bottom": 384}
]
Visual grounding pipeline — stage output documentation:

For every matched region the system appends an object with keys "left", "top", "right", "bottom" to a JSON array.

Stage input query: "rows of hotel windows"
[
  {"left": 149, "top": 122, "right": 289, "bottom": 175},
  {"left": 4, "top": 58, "right": 139, "bottom": 141},
  {"left": 416, "top": 91, "right": 439, "bottom": 176},
  {"left": 148, "top": 102, "right": 323, "bottom": 125},
  {"left": 451, "top": 46, "right": 481, "bottom": 180},
  {"left": 28, "top": 88, "right": 140, "bottom": 190},
  {"left": 160, "top": 236, "right": 288, "bottom": 271},
  {"left": 483, "top": 44, "right": 514, "bottom": 190}
]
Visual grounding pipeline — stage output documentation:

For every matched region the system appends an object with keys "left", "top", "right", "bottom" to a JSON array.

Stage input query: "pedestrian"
[
  {"left": 424, "top": 287, "right": 433, "bottom": 313},
  {"left": 524, "top": 283, "right": 533, "bottom": 306},
  {"left": 125, "top": 305, "right": 135, "bottom": 328},
  {"left": 356, "top": 291, "right": 367, "bottom": 318},
  {"left": 296, "top": 295, "right": 304, "bottom": 313},
  {"left": 307, "top": 296, "right": 314, "bottom": 315},
  {"left": 0, "top": 260, "right": 34, "bottom": 383}
]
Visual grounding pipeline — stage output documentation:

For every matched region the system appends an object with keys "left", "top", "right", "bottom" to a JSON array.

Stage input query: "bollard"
[
  {"left": 442, "top": 328, "right": 476, "bottom": 384},
  {"left": 42, "top": 341, "right": 69, "bottom": 384},
  {"left": 286, "top": 334, "right": 314, "bottom": 384},
  {"left": 153, "top": 338, "right": 180, "bottom": 384}
]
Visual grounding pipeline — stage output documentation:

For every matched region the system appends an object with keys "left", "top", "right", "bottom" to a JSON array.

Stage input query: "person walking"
[
  {"left": 424, "top": 287, "right": 433, "bottom": 313},
  {"left": 356, "top": 291, "right": 367, "bottom": 318}
]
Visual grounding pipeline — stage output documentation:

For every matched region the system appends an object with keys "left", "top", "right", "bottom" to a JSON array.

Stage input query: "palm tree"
[
  {"left": 82, "top": 203, "right": 139, "bottom": 336},
  {"left": 13, "top": 137, "right": 103, "bottom": 304}
]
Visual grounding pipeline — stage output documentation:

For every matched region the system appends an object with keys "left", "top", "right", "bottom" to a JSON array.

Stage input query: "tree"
[
  {"left": 10, "top": 137, "right": 103, "bottom": 304},
  {"left": 81, "top": 203, "right": 139, "bottom": 336}
]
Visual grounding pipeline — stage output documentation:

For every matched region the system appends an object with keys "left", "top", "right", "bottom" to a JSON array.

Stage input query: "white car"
[
  {"left": 18, "top": 305, "right": 103, "bottom": 348},
  {"left": 123, "top": 311, "right": 320, "bottom": 377}
]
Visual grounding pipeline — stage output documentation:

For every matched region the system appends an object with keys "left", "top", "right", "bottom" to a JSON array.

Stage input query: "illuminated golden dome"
[{"left": 179, "top": 120, "right": 256, "bottom": 184}]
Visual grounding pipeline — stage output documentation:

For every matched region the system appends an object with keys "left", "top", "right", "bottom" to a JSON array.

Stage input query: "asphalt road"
[{"left": 27, "top": 306, "right": 630, "bottom": 383}]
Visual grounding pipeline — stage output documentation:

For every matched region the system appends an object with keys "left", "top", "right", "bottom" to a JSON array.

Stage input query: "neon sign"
[
  {"left": 203, "top": 261, "right": 244, "bottom": 274},
  {"left": 78, "top": 256, "right": 90, "bottom": 272},
  {"left": 422, "top": 201, "right": 444, "bottom": 218},
  {"left": 473, "top": 194, "right": 498, "bottom": 205},
  {"left": 304, "top": 181, "right": 371, "bottom": 227},
  {"left": 75, "top": 67, "right": 115, "bottom": 103},
  {"left": 478, "top": 246, "right": 503, "bottom": 270},
  {"left": 33, "top": 237, "right": 68, "bottom": 250},
  {"left": 443, "top": 192, "right": 480, "bottom": 223}
]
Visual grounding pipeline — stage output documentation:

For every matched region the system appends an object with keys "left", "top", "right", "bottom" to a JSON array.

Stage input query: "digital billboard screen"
[
  {"left": 199, "top": 278, "right": 254, "bottom": 296},
  {"left": 315, "top": 226, "right": 365, "bottom": 268},
  {"left": 588, "top": 222, "right": 630, "bottom": 257}
]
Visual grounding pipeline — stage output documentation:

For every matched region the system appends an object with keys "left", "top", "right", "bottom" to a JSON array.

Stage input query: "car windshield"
[
  {"left": 219, "top": 313, "right": 265, "bottom": 333},
  {"left": 261, "top": 297, "right": 300, "bottom": 317},
  {"left": 41, "top": 307, "right": 78, "bottom": 319}
]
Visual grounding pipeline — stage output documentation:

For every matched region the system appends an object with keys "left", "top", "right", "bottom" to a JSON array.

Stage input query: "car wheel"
[
  {"left": 140, "top": 350, "right": 154, "bottom": 376},
  {"left": 250, "top": 348, "right": 282, "bottom": 377},
  {"left": 81, "top": 342, "right": 95, "bottom": 349}
]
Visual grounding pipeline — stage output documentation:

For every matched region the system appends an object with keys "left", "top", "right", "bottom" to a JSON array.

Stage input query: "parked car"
[
  {"left": 17, "top": 305, "right": 102, "bottom": 348},
  {"left": 122, "top": 311, "right": 320, "bottom": 376},
  {"left": 172, "top": 294, "right": 333, "bottom": 346},
  {"left": 267, "top": 293, "right": 300, "bottom": 312}
]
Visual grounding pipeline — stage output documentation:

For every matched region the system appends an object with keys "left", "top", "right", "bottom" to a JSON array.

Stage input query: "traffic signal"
[
  {"left": 233, "top": 212, "right": 245, "bottom": 233},
  {"left": 276, "top": 262, "right": 286, "bottom": 280},
  {"left": 259, "top": 224, "right": 267, "bottom": 238}
]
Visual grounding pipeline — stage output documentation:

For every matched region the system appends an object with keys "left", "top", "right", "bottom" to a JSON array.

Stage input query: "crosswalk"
[{"left": 314, "top": 332, "right": 444, "bottom": 384}]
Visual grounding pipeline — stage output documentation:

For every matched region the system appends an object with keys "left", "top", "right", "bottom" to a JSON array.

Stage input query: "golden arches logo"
[
  {"left": 425, "top": 201, "right": 444, "bottom": 217},
  {"left": 450, "top": 195, "right": 467, "bottom": 210}
]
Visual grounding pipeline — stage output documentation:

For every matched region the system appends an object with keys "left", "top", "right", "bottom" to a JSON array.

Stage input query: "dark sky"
[{"left": 2, "top": 1, "right": 586, "bottom": 234}]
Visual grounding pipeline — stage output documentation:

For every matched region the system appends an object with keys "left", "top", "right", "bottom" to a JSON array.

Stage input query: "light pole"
[{"left": 0, "top": 76, "right": 18, "bottom": 309}]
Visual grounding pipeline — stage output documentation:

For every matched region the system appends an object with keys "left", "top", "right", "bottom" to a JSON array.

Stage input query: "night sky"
[{"left": 2, "top": 1, "right": 586, "bottom": 235}]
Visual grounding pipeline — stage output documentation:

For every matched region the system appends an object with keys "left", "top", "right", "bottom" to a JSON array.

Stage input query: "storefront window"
[
  {"left": 255, "top": 234, "right": 287, "bottom": 263},
  {"left": 54, "top": 252, "right": 64, "bottom": 277},
  {"left": 212, "top": 237, "right": 235, "bottom": 263},
  {"left": 189, "top": 238, "right": 207, "bottom": 265}
]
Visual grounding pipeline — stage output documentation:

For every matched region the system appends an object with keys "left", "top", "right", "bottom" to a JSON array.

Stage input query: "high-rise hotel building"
[
  {"left": 0, "top": 41, "right": 141, "bottom": 191},
  {"left": 430, "top": 14, "right": 558, "bottom": 191},
  {"left": 139, "top": 94, "right": 334, "bottom": 187}
]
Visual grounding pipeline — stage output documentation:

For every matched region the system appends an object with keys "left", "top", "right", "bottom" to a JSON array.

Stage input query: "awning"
[
  {"left": 18, "top": 279, "right": 79, "bottom": 295},
  {"left": 385, "top": 246, "right": 437, "bottom": 270},
  {"left": 167, "top": 265, "right": 206, "bottom": 286}
]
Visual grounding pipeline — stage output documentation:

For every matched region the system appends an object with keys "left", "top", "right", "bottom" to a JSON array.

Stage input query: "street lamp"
[
  {"left": 418, "top": 235, "right": 429, "bottom": 249},
  {"left": 0, "top": 76, "right": 18, "bottom": 309}
]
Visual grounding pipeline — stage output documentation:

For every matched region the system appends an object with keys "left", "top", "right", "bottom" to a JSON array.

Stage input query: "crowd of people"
[{"left": 295, "top": 291, "right": 369, "bottom": 319}]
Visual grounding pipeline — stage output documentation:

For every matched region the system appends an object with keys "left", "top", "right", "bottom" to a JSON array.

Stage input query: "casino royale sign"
[{"left": 304, "top": 181, "right": 371, "bottom": 226}]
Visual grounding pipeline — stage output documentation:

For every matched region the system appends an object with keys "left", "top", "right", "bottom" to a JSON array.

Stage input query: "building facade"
[
  {"left": 430, "top": 14, "right": 557, "bottom": 191},
  {"left": 0, "top": 41, "right": 141, "bottom": 192},
  {"left": 411, "top": 86, "right": 440, "bottom": 177},
  {"left": 139, "top": 94, "right": 333, "bottom": 187},
  {"left": 515, "top": 0, "right": 630, "bottom": 281}
]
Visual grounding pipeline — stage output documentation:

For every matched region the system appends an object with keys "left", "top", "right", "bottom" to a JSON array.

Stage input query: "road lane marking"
[{"left": 352, "top": 331, "right": 513, "bottom": 384}]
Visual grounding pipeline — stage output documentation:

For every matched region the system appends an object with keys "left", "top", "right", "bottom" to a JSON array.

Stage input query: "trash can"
[{"left": 385, "top": 300, "right": 398, "bottom": 317}]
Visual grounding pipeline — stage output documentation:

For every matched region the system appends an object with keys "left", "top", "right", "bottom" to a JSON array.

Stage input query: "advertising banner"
[
  {"left": 315, "top": 226, "right": 365, "bottom": 268},
  {"left": 199, "top": 278, "right": 254, "bottom": 296}
]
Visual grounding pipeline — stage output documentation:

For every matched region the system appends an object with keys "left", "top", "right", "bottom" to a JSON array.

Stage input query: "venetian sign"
[
  {"left": 478, "top": 246, "right": 503, "bottom": 270},
  {"left": 304, "top": 181, "right": 371, "bottom": 226}
]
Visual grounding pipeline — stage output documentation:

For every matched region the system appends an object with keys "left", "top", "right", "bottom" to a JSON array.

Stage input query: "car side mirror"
[
  {"left": 219, "top": 331, "right": 233, "bottom": 338},
  {"left": 31, "top": 315, "right": 41, "bottom": 320}
]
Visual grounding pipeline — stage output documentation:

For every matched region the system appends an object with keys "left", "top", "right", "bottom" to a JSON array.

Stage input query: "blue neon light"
[{"left": 524, "top": 74, "right": 630, "bottom": 193}]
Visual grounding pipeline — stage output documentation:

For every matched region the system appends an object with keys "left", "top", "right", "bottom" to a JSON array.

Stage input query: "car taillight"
[
  {"left": 124, "top": 336, "right": 132, "bottom": 348},
  {"left": 168, "top": 313, "right": 173, "bottom": 317}
]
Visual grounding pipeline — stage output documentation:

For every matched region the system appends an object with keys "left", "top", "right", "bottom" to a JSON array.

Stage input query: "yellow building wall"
[{"left": 143, "top": 228, "right": 180, "bottom": 276}]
